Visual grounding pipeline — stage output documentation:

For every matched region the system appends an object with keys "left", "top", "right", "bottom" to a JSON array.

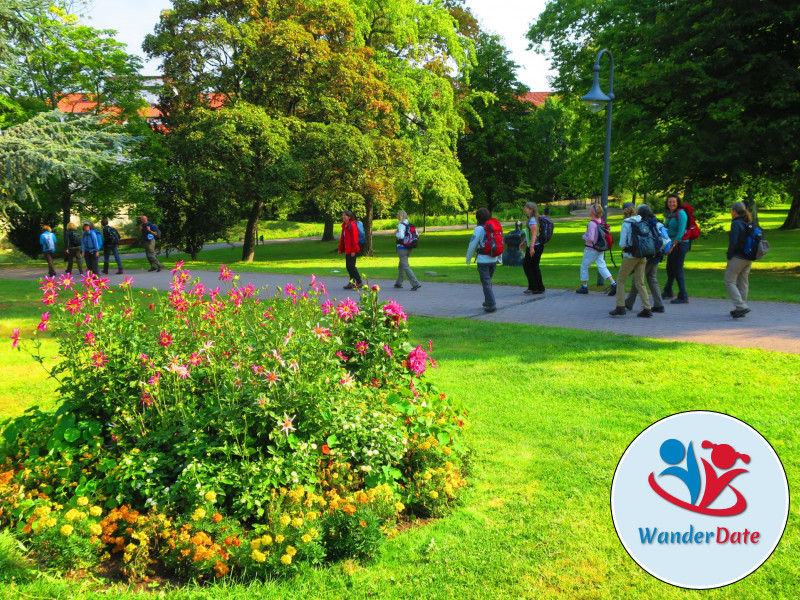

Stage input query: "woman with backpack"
[
  {"left": 663, "top": 193, "right": 690, "bottom": 304},
  {"left": 625, "top": 205, "right": 666, "bottom": 313},
  {"left": 338, "top": 210, "right": 362, "bottom": 289},
  {"left": 394, "top": 210, "right": 421, "bottom": 291},
  {"left": 609, "top": 203, "right": 652, "bottom": 317},
  {"left": 576, "top": 203, "right": 616, "bottom": 295},
  {"left": 39, "top": 225, "right": 57, "bottom": 277},
  {"left": 466, "top": 207, "right": 502, "bottom": 312},
  {"left": 725, "top": 202, "right": 754, "bottom": 319},
  {"left": 520, "top": 201, "right": 545, "bottom": 294},
  {"left": 64, "top": 222, "right": 85, "bottom": 275}
]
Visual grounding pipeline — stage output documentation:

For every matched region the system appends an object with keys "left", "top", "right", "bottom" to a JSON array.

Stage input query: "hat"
[
  {"left": 622, "top": 202, "right": 634, "bottom": 210},
  {"left": 82, "top": 221, "right": 92, "bottom": 226}
]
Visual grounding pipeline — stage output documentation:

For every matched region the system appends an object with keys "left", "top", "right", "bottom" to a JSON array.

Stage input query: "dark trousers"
[
  {"left": 84, "top": 251, "right": 100, "bottom": 276},
  {"left": 522, "top": 244, "right": 545, "bottom": 291},
  {"left": 65, "top": 247, "right": 85, "bottom": 274},
  {"left": 103, "top": 244, "right": 123, "bottom": 272},
  {"left": 664, "top": 241, "right": 690, "bottom": 300},
  {"left": 43, "top": 251, "right": 56, "bottom": 276},
  {"left": 345, "top": 254, "right": 361, "bottom": 285},
  {"left": 477, "top": 262, "right": 497, "bottom": 307}
]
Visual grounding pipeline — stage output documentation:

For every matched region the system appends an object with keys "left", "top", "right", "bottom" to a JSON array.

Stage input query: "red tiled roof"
[{"left": 522, "top": 92, "right": 552, "bottom": 107}]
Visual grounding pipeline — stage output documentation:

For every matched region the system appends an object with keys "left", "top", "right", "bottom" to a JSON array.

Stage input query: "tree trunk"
[
  {"left": 780, "top": 192, "right": 800, "bottom": 230},
  {"left": 322, "top": 217, "right": 335, "bottom": 241},
  {"left": 361, "top": 193, "right": 374, "bottom": 257},
  {"left": 241, "top": 199, "right": 264, "bottom": 262},
  {"left": 60, "top": 185, "right": 73, "bottom": 241}
]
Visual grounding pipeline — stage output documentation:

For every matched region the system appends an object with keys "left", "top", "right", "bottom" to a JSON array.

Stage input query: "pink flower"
[
  {"left": 10, "top": 328, "right": 20, "bottom": 349},
  {"left": 37, "top": 312, "right": 50, "bottom": 332},
  {"left": 283, "top": 328, "right": 293, "bottom": 346},
  {"left": 58, "top": 273, "right": 75, "bottom": 289},
  {"left": 120, "top": 276, "right": 135, "bottom": 288},
  {"left": 91, "top": 351, "right": 108, "bottom": 368},
  {"left": 335, "top": 351, "right": 350, "bottom": 362},
  {"left": 320, "top": 283, "right": 328, "bottom": 296},
  {"left": 251, "top": 364, "right": 266, "bottom": 376},
  {"left": 265, "top": 371, "right": 281, "bottom": 387},
  {"left": 354, "top": 341, "right": 368, "bottom": 356},
  {"left": 288, "top": 360, "right": 299, "bottom": 372},
  {"left": 310, "top": 275, "right": 319, "bottom": 291},
  {"left": 284, "top": 283, "right": 298, "bottom": 297},
  {"left": 429, "top": 339, "right": 434, "bottom": 352},
  {"left": 42, "top": 291, "right": 58, "bottom": 305},
  {"left": 157, "top": 330, "right": 174, "bottom": 348},
  {"left": 168, "top": 363, "right": 190, "bottom": 379},
  {"left": 123, "top": 309, "right": 132, "bottom": 318},
  {"left": 39, "top": 276, "right": 58, "bottom": 293},
  {"left": 191, "top": 283, "right": 206, "bottom": 298},
  {"left": 139, "top": 353, "right": 150, "bottom": 365},
  {"left": 188, "top": 352, "right": 203, "bottom": 366},
  {"left": 84, "top": 331, "right": 96, "bottom": 346},
  {"left": 140, "top": 392, "right": 153, "bottom": 407},
  {"left": 313, "top": 324, "right": 331, "bottom": 340},
  {"left": 382, "top": 300, "right": 407, "bottom": 326},
  {"left": 81, "top": 314, "right": 93, "bottom": 326},
  {"left": 336, "top": 297, "right": 360, "bottom": 321},
  {"left": 339, "top": 373, "right": 355, "bottom": 389},
  {"left": 148, "top": 371, "right": 161, "bottom": 386},
  {"left": 382, "top": 344, "right": 392, "bottom": 358},
  {"left": 241, "top": 283, "right": 256, "bottom": 298},
  {"left": 371, "top": 285, "right": 380, "bottom": 291},
  {"left": 408, "top": 345, "right": 429, "bottom": 377},
  {"left": 171, "top": 260, "right": 185, "bottom": 274},
  {"left": 320, "top": 300, "right": 334, "bottom": 315},
  {"left": 272, "top": 349, "right": 286, "bottom": 366},
  {"left": 65, "top": 296, "right": 83, "bottom": 315},
  {"left": 278, "top": 413, "right": 296, "bottom": 436},
  {"left": 219, "top": 264, "right": 233, "bottom": 281}
]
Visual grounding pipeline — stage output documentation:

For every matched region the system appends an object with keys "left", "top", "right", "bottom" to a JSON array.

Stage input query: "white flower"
[{"left": 278, "top": 413, "right": 296, "bottom": 436}]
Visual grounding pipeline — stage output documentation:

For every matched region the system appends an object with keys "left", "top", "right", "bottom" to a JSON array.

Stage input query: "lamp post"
[{"left": 581, "top": 49, "right": 614, "bottom": 286}]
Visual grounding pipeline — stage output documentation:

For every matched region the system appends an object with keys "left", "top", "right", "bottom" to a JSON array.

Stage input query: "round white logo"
[{"left": 611, "top": 411, "right": 789, "bottom": 589}]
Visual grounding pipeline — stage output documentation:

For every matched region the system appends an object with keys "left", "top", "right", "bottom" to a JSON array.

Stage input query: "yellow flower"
[
  {"left": 301, "top": 534, "right": 312, "bottom": 543},
  {"left": 204, "top": 490, "right": 217, "bottom": 503},
  {"left": 275, "top": 534, "right": 285, "bottom": 544},
  {"left": 60, "top": 524, "right": 74, "bottom": 537},
  {"left": 305, "top": 511, "right": 317, "bottom": 521},
  {"left": 192, "top": 508, "right": 206, "bottom": 521},
  {"left": 89, "top": 506, "right": 103, "bottom": 517},
  {"left": 89, "top": 523, "right": 103, "bottom": 536},
  {"left": 394, "top": 501, "right": 405, "bottom": 513},
  {"left": 419, "top": 442, "right": 431, "bottom": 451},
  {"left": 250, "top": 539, "right": 261, "bottom": 550},
  {"left": 76, "top": 496, "right": 89, "bottom": 506},
  {"left": 291, "top": 517, "right": 303, "bottom": 528},
  {"left": 44, "top": 517, "right": 57, "bottom": 528},
  {"left": 286, "top": 545, "right": 297, "bottom": 557},
  {"left": 423, "top": 472, "right": 432, "bottom": 481},
  {"left": 125, "top": 543, "right": 137, "bottom": 553},
  {"left": 34, "top": 505, "right": 52, "bottom": 518},
  {"left": 279, "top": 514, "right": 291, "bottom": 527},
  {"left": 429, "top": 490, "right": 439, "bottom": 499},
  {"left": 251, "top": 549, "right": 267, "bottom": 563},
  {"left": 260, "top": 535, "right": 273, "bottom": 546},
  {"left": 442, "top": 446, "right": 452, "bottom": 455},
  {"left": 444, "top": 461, "right": 454, "bottom": 471},
  {"left": 280, "top": 553, "right": 292, "bottom": 565},
  {"left": 308, "top": 528, "right": 319, "bottom": 539},
  {"left": 64, "top": 508, "right": 81, "bottom": 521}
]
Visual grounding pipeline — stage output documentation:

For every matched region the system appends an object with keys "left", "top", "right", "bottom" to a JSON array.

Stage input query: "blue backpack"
[
  {"left": 93, "top": 229, "right": 104, "bottom": 250},
  {"left": 356, "top": 221, "right": 365, "bottom": 245}
]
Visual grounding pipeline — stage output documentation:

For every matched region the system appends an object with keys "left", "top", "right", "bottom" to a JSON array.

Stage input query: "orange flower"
[
  {"left": 211, "top": 513, "right": 223, "bottom": 523},
  {"left": 359, "top": 520, "right": 367, "bottom": 528},
  {"left": 341, "top": 503, "right": 357, "bottom": 515}
]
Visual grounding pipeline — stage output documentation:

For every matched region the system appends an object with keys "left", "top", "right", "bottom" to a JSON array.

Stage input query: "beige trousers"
[
  {"left": 725, "top": 257, "right": 752, "bottom": 310},
  {"left": 615, "top": 256, "right": 650, "bottom": 310}
]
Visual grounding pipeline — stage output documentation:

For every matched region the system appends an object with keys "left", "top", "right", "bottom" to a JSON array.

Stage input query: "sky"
[{"left": 81, "top": 0, "right": 556, "bottom": 91}]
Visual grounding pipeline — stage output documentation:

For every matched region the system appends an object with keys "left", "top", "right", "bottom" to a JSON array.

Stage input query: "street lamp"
[{"left": 581, "top": 49, "right": 614, "bottom": 286}]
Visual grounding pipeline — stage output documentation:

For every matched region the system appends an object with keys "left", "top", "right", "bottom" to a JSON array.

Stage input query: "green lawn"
[{"left": 1, "top": 276, "right": 799, "bottom": 599}]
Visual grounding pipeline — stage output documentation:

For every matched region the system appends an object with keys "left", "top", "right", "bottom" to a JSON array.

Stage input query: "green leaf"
[
  {"left": 326, "top": 434, "right": 338, "bottom": 447},
  {"left": 63, "top": 427, "right": 81, "bottom": 443},
  {"left": 437, "top": 432, "right": 450, "bottom": 447}
]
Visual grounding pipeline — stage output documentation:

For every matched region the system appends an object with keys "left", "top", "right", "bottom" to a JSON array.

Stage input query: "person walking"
[
  {"left": 466, "top": 207, "right": 501, "bottom": 313},
  {"left": 338, "top": 210, "right": 362, "bottom": 289},
  {"left": 64, "top": 222, "right": 85, "bottom": 275},
  {"left": 576, "top": 203, "right": 616, "bottom": 295},
  {"left": 39, "top": 225, "right": 57, "bottom": 277},
  {"left": 663, "top": 193, "right": 690, "bottom": 304},
  {"left": 81, "top": 221, "right": 102, "bottom": 276},
  {"left": 520, "top": 202, "right": 545, "bottom": 294},
  {"left": 625, "top": 204, "right": 666, "bottom": 313},
  {"left": 140, "top": 215, "right": 164, "bottom": 273},
  {"left": 394, "top": 210, "right": 421, "bottom": 290},
  {"left": 726, "top": 202, "right": 754, "bottom": 319},
  {"left": 101, "top": 218, "right": 124, "bottom": 275},
  {"left": 609, "top": 203, "right": 652, "bottom": 317}
]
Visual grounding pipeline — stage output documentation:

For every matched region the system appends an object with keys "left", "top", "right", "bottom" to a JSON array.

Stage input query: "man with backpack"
[
  {"left": 140, "top": 215, "right": 165, "bottom": 273},
  {"left": 39, "top": 225, "right": 57, "bottom": 277},
  {"left": 101, "top": 218, "right": 124, "bottom": 275},
  {"left": 466, "top": 207, "right": 503, "bottom": 313},
  {"left": 81, "top": 221, "right": 102, "bottom": 276},
  {"left": 625, "top": 205, "right": 670, "bottom": 313},
  {"left": 609, "top": 203, "right": 653, "bottom": 317},
  {"left": 394, "top": 210, "right": 422, "bottom": 290}
]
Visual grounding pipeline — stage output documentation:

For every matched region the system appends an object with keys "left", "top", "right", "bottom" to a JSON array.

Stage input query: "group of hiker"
[{"left": 38, "top": 215, "right": 165, "bottom": 277}]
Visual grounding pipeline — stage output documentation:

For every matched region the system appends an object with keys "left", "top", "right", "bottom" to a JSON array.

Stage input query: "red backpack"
[
  {"left": 479, "top": 218, "right": 504, "bottom": 257},
  {"left": 679, "top": 203, "right": 700, "bottom": 241}
]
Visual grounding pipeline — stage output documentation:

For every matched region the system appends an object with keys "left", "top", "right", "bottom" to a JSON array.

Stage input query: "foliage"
[{"left": 0, "top": 267, "right": 469, "bottom": 580}]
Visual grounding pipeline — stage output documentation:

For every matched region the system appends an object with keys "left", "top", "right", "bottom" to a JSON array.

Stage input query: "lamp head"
[{"left": 581, "top": 66, "right": 611, "bottom": 112}]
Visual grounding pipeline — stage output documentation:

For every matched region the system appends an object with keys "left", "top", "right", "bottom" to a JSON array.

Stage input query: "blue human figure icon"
[{"left": 658, "top": 439, "right": 701, "bottom": 505}]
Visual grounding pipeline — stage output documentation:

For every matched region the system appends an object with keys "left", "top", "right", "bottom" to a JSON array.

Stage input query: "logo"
[
  {"left": 611, "top": 412, "right": 789, "bottom": 589},
  {"left": 649, "top": 439, "right": 750, "bottom": 516}
]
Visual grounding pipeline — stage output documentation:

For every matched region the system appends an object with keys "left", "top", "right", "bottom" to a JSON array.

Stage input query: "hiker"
[
  {"left": 140, "top": 215, "right": 164, "bottom": 273},
  {"left": 394, "top": 210, "right": 421, "bottom": 291},
  {"left": 466, "top": 207, "right": 502, "bottom": 313},
  {"left": 663, "top": 193, "right": 690, "bottom": 304},
  {"left": 338, "top": 210, "right": 362, "bottom": 289},
  {"left": 609, "top": 203, "right": 652, "bottom": 317},
  {"left": 625, "top": 204, "right": 666, "bottom": 313},
  {"left": 101, "top": 218, "right": 124, "bottom": 275},
  {"left": 520, "top": 201, "right": 545, "bottom": 294},
  {"left": 81, "top": 221, "right": 102, "bottom": 276},
  {"left": 576, "top": 203, "right": 616, "bottom": 295},
  {"left": 39, "top": 225, "right": 57, "bottom": 277},
  {"left": 64, "top": 222, "right": 85, "bottom": 275},
  {"left": 725, "top": 202, "right": 753, "bottom": 319}
]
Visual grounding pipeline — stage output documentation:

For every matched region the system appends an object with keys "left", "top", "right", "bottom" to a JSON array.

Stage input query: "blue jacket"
[
  {"left": 466, "top": 225, "right": 500, "bottom": 264},
  {"left": 39, "top": 231, "right": 56, "bottom": 252},
  {"left": 81, "top": 229, "right": 102, "bottom": 253}
]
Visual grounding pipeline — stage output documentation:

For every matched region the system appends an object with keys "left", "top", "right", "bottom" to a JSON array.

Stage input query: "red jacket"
[{"left": 338, "top": 221, "right": 361, "bottom": 254}]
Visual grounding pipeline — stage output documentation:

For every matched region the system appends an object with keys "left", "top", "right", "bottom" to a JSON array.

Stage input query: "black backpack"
[
  {"left": 103, "top": 225, "right": 121, "bottom": 246},
  {"left": 537, "top": 215, "right": 554, "bottom": 244},
  {"left": 627, "top": 220, "right": 658, "bottom": 259}
]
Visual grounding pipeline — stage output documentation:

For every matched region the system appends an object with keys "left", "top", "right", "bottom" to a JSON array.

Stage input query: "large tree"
[{"left": 528, "top": 0, "right": 800, "bottom": 228}]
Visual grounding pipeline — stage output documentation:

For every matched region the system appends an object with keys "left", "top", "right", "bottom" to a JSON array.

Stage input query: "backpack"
[
  {"left": 590, "top": 219, "right": 611, "bottom": 252},
  {"left": 680, "top": 204, "right": 700, "bottom": 241},
  {"left": 103, "top": 225, "right": 121, "bottom": 246},
  {"left": 537, "top": 215, "right": 554, "bottom": 244},
  {"left": 626, "top": 219, "right": 658, "bottom": 259},
  {"left": 743, "top": 223, "right": 769, "bottom": 260},
  {"left": 479, "top": 218, "right": 504, "bottom": 257},
  {"left": 44, "top": 232, "right": 56, "bottom": 252},
  {"left": 92, "top": 229, "right": 104, "bottom": 250},
  {"left": 650, "top": 220, "right": 672, "bottom": 262},
  {"left": 356, "top": 221, "right": 365, "bottom": 245},
  {"left": 401, "top": 222, "right": 418, "bottom": 249}
]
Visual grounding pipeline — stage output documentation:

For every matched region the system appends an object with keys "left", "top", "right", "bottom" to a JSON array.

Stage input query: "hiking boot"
[
  {"left": 116, "top": 270, "right": 124, "bottom": 275},
  {"left": 624, "top": 300, "right": 634, "bottom": 310},
  {"left": 531, "top": 288, "right": 545, "bottom": 294},
  {"left": 148, "top": 268, "right": 157, "bottom": 272},
  {"left": 607, "top": 284, "right": 617, "bottom": 296},
  {"left": 411, "top": 284, "right": 422, "bottom": 291},
  {"left": 609, "top": 307, "right": 626, "bottom": 316},
  {"left": 157, "top": 266, "right": 163, "bottom": 272},
  {"left": 102, "top": 270, "right": 108, "bottom": 274},
  {"left": 575, "top": 286, "right": 589, "bottom": 294},
  {"left": 524, "top": 289, "right": 535, "bottom": 295},
  {"left": 343, "top": 283, "right": 355, "bottom": 289},
  {"left": 732, "top": 308, "right": 751, "bottom": 319},
  {"left": 651, "top": 306, "right": 665, "bottom": 313},
  {"left": 661, "top": 290, "right": 674, "bottom": 299},
  {"left": 393, "top": 283, "right": 403, "bottom": 288},
  {"left": 670, "top": 297, "right": 689, "bottom": 304},
  {"left": 637, "top": 309, "right": 653, "bottom": 318},
  {"left": 484, "top": 306, "right": 497, "bottom": 313}
]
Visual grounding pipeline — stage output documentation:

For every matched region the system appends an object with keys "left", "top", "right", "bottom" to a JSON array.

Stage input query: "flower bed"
[{"left": 1, "top": 266, "right": 468, "bottom": 581}]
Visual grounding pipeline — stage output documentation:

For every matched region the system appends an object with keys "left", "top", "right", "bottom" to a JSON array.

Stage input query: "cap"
[
  {"left": 82, "top": 221, "right": 92, "bottom": 226},
  {"left": 622, "top": 202, "right": 634, "bottom": 210}
]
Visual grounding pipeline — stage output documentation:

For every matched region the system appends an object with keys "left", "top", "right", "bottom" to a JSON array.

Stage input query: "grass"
[{"left": 1, "top": 276, "right": 799, "bottom": 599}]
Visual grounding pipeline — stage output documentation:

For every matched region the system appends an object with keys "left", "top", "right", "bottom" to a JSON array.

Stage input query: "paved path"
[{"left": 3, "top": 267, "right": 797, "bottom": 354}]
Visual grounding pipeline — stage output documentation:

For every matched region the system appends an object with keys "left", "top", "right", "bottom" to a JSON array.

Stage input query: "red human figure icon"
[{"left": 698, "top": 441, "right": 750, "bottom": 511}]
